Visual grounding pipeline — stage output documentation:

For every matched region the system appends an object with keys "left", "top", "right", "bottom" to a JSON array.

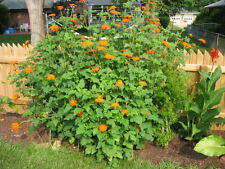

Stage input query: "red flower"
[
  {"left": 211, "top": 48, "right": 220, "bottom": 61},
  {"left": 76, "top": 112, "right": 83, "bottom": 117}
]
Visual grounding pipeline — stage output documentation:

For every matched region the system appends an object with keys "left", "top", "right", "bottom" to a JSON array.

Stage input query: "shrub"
[{"left": 11, "top": 1, "right": 192, "bottom": 165}]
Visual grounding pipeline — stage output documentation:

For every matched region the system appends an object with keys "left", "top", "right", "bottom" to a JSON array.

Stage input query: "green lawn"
[
  {"left": 0, "top": 34, "right": 31, "bottom": 45},
  {"left": 0, "top": 139, "right": 200, "bottom": 169}
]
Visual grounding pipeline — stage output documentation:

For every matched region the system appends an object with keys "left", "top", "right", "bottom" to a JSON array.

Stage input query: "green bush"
[
  {"left": 159, "top": 14, "right": 170, "bottom": 28},
  {"left": 11, "top": 1, "right": 192, "bottom": 165}
]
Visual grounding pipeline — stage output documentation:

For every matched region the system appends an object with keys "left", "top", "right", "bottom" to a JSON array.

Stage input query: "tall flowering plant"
[
  {"left": 179, "top": 48, "right": 225, "bottom": 141},
  {"left": 11, "top": 0, "right": 192, "bottom": 165}
]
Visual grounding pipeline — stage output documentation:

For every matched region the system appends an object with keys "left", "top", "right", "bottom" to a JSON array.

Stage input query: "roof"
[
  {"left": 205, "top": 0, "right": 225, "bottom": 8},
  {"left": 179, "top": 10, "right": 200, "bottom": 14},
  {"left": 87, "top": 0, "right": 113, "bottom": 5},
  {"left": 1, "top": 0, "right": 54, "bottom": 9}
]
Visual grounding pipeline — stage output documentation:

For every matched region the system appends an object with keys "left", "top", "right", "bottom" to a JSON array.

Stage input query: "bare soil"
[{"left": 0, "top": 113, "right": 224, "bottom": 169}]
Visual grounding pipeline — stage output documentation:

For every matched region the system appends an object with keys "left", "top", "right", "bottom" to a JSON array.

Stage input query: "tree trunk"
[{"left": 25, "top": 0, "right": 45, "bottom": 45}]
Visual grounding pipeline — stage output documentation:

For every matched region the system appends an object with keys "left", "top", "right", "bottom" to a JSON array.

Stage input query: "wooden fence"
[{"left": 0, "top": 44, "right": 224, "bottom": 129}]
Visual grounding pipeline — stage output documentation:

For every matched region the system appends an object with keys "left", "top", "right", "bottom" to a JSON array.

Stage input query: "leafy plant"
[
  {"left": 194, "top": 135, "right": 225, "bottom": 157},
  {"left": 10, "top": 0, "right": 193, "bottom": 165},
  {"left": 0, "top": 96, "right": 17, "bottom": 112},
  {"left": 179, "top": 66, "right": 225, "bottom": 141}
]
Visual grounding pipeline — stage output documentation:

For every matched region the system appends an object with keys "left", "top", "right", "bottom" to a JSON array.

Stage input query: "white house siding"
[{"left": 170, "top": 12, "right": 199, "bottom": 28}]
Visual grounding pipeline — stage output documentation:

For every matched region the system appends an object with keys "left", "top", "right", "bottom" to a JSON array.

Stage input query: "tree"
[
  {"left": 0, "top": 1, "right": 9, "bottom": 34},
  {"left": 25, "top": 0, "right": 45, "bottom": 45}
]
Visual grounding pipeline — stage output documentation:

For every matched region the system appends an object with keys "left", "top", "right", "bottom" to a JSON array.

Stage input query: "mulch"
[{"left": 0, "top": 113, "right": 225, "bottom": 169}]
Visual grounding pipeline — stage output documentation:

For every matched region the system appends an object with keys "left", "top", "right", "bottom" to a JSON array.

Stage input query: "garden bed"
[{"left": 0, "top": 113, "right": 224, "bottom": 169}]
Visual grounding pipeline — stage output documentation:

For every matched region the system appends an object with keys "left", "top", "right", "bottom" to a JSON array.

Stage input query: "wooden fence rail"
[{"left": 0, "top": 44, "right": 224, "bottom": 129}]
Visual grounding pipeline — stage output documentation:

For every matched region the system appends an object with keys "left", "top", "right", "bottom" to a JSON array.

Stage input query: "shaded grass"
[
  {"left": 0, "top": 139, "right": 200, "bottom": 169},
  {"left": 0, "top": 34, "right": 31, "bottom": 45}
]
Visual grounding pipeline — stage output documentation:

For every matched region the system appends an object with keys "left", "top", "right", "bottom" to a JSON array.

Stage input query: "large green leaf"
[
  {"left": 201, "top": 108, "right": 220, "bottom": 122},
  {"left": 208, "top": 66, "right": 222, "bottom": 91},
  {"left": 207, "top": 87, "right": 225, "bottom": 108},
  {"left": 194, "top": 135, "right": 225, "bottom": 157}
]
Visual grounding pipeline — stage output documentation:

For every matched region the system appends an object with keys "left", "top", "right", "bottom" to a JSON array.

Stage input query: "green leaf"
[
  {"left": 208, "top": 66, "right": 222, "bottom": 91},
  {"left": 201, "top": 108, "right": 220, "bottom": 122},
  {"left": 194, "top": 135, "right": 225, "bottom": 157},
  {"left": 207, "top": 87, "right": 225, "bottom": 108}
]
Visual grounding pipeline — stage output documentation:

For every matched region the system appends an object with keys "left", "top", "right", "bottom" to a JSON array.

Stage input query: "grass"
[
  {"left": 0, "top": 139, "right": 200, "bottom": 169},
  {"left": 0, "top": 34, "right": 31, "bottom": 45}
]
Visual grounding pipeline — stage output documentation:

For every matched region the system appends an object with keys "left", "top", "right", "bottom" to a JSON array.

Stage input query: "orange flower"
[
  {"left": 101, "top": 24, "right": 111, "bottom": 30},
  {"left": 146, "top": 50, "right": 155, "bottom": 54},
  {"left": 76, "top": 112, "right": 83, "bottom": 117},
  {"left": 11, "top": 122, "right": 20, "bottom": 131},
  {"left": 98, "top": 46, "right": 106, "bottom": 51},
  {"left": 115, "top": 80, "right": 124, "bottom": 87},
  {"left": 72, "top": 28, "right": 78, "bottom": 31},
  {"left": 98, "top": 124, "right": 108, "bottom": 132},
  {"left": 47, "top": 74, "right": 55, "bottom": 80},
  {"left": 9, "top": 60, "right": 18, "bottom": 65},
  {"left": 198, "top": 38, "right": 206, "bottom": 44},
  {"left": 148, "top": 2, "right": 156, "bottom": 5},
  {"left": 11, "top": 94, "right": 20, "bottom": 101},
  {"left": 49, "top": 25, "right": 60, "bottom": 32},
  {"left": 79, "top": 0, "right": 87, "bottom": 2},
  {"left": 69, "top": 4, "right": 77, "bottom": 7},
  {"left": 122, "top": 53, "right": 132, "bottom": 58},
  {"left": 120, "top": 48, "right": 126, "bottom": 52},
  {"left": 182, "top": 42, "right": 192, "bottom": 48},
  {"left": 79, "top": 36, "right": 86, "bottom": 39},
  {"left": 110, "top": 10, "right": 120, "bottom": 15},
  {"left": 132, "top": 56, "right": 140, "bottom": 61},
  {"left": 69, "top": 18, "right": 77, "bottom": 23},
  {"left": 124, "top": 14, "right": 133, "bottom": 19},
  {"left": 25, "top": 40, "right": 30, "bottom": 45},
  {"left": 115, "top": 24, "right": 122, "bottom": 28},
  {"left": 139, "top": 81, "right": 147, "bottom": 86},
  {"left": 56, "top": 6, "right": 64, "bottom": 10},
  {"left": 48, "top": 13, "right": 56, "bottom": 17},
  {"left": 69, "top": 99, "right": 78, "bottom": 106},
  {"left": 122, "top": 18, "right": 131, "bottom": 23},
  {"left": 162, "top": 40, "right": 170, "bottom": 47},
  {"left": 141, "top": 5, "right": 147, "bottom": 10},
  {"left": 81, "top": 41, "right": 92, "bottom": 47},
  {"left": 68, "top": 44, "right": 72, "bottom": 49},
  {"left": 111, "top": 102, "right": 120, "bottom": 109},
  {"left": 98, "top": 40, "right": 108, "bottom": 46},
  {"left": 88, "top": 50, "right": 98, "bottom": 53},
  {"left": 145, "top": 112, "right": 150, "bottom": 116},
  {"left": 122, "top": 14, "right": 133, "bottom": 23},
  {"left": 104, "top": 54, "right": 115, "bottom": 60},
  {"left": 95, "top": 97, "right": 104, "bottom": 103},
  {"left": 108, "top": 6, "right": 117, "bottom": 11},
  {"left": 91, "top": 67, "right": 100, "bottom": 72},
  {"left": 154, "top": 27, "right": 160, "bottom": 33},
  {"left": 25, "top": 67, "right": 34, "bottom": 73},
  {"left": 122, "top": 109, "right": 128, "bottom": 115}
]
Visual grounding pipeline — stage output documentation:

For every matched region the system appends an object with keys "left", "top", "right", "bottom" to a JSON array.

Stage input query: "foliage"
[
  {"left": 11, "top": 0, "right": 192, "bottom": 165},
  {"left": 0, "top": 96, "right": 17, "bottom": 112},
  {"left": 194, "top": 8, "right": 225, "bottom": 34},
  {"left": 158, "top": 14, "right": 170, "bottom": 28},
  {"left": 0, "top": 3, "right": 9, "bottom": 34},
  {"left": 178, "top": 66, "right": 225, "bottom": 141},
  {"left": 194, "top": 135, "right": 225, "bottom": 157}
]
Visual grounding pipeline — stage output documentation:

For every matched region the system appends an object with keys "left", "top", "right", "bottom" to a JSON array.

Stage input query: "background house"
[
  {"left": 170, "top": 11, "right": 200, "bottom": 28},
  {"left": 1, "top": 0, "right": 54, "bottom": 31}
]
